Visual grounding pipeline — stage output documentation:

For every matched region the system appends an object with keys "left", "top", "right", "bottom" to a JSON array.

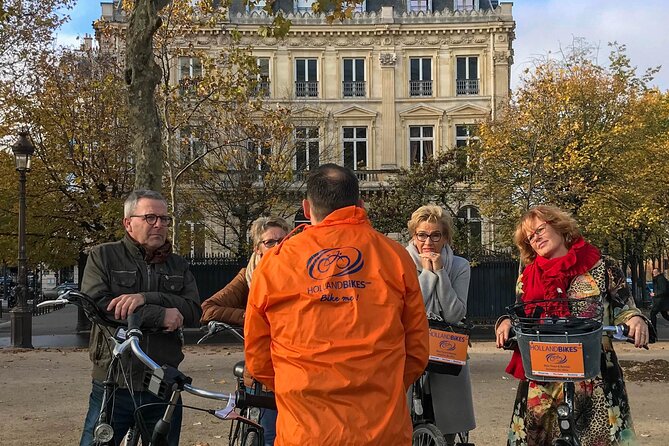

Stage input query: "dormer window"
[
  {"left": 247, "top": 0, "right": 266, "bottom": 13},
  {"left": 295, "top": 0, "right": 315, "bottom": 13},
  {"left": 455, "top": 0, "right": 478, "bottom": 11},
  {"left": 408, "top": 0, "right": 431, "bottom": 13}
]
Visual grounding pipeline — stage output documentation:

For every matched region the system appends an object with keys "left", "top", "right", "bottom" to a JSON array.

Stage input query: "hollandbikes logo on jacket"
[{"left": 306, "top": 247, "right": 369, "bottom": 303}]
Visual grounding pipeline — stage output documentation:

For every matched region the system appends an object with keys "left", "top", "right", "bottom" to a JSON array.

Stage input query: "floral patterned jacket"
[{"left": 509, "top": 257, "right": 646, "bottom": 351}]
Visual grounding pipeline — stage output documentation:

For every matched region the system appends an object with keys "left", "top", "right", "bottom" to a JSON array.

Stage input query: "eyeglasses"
[
  {"left": 526, "top": 223, "right": 547, "bottom": 244},
  {"left": 130, "top": 214, "right": 173, "bottom": 227},
  {"left": 415, "top": 232, "right": 443, "bottom": 243},
  {"left": 260, "top": 237, "right": 284, "bottom": 248}
]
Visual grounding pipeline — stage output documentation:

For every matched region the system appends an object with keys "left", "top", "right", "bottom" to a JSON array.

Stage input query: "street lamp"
[{"left": 10, "top": 131, "right": 35, "bottom": 348}]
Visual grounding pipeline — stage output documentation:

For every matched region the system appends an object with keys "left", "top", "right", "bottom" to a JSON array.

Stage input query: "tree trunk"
[{"left": 126, "top": 0, "right": 164, "bottom": 192}]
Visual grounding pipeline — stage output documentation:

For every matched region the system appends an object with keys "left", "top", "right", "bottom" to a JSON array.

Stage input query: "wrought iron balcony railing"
[
  {"left": 295, "top": 81, "right": 319, "bottom": 97},
  {"left": 342, "top": 81, "right": 366, "bottom": 97},
  {"left": 409, "top": 80, "right": 432, "bottom": 96},
  {"left": 456, "top": 79, "right": 480, "bottom": 95}
]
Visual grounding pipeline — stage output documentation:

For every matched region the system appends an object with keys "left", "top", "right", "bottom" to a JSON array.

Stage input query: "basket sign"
[
  {"left": 428, "top": 328, "right": 469, "bottom": 365},
  {"left": 529, "top": 341, "right": 585, "bottom": 378}
]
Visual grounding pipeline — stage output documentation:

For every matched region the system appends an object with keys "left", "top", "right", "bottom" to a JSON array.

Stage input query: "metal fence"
[
  {"left": 466, "top": 258, "right": 518, "bottom": 324},
  {"left": 186, "top": 255, "right": 247, "bottom": 302},
  {"left": 186, "top": 254, "right": 519, "bottom": 324}
]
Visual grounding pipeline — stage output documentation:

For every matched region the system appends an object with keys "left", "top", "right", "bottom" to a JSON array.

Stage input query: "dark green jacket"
[{"left": 82, "top": 235, "right": 201, "bottom": 388}]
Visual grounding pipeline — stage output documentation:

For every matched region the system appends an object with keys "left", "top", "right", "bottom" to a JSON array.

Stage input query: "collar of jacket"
[
  {"left": 274, "top": 205, "right": 368, "bottom": 255},
  {"left": 121, "top": 233, "right": 173, "bottom": 263},
  {"left": 122, "top": 233, "right": 145, "bottom": 260}
]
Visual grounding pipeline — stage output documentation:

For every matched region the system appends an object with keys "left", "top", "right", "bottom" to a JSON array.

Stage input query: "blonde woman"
[
  {"left": 200, "top": 215, "right": 290, "bottom": 446},
  {"left": 200, "top": 216, "right": 290, "bottom": 325},
  {"left": 406, "top": 205, "right": 476, "bottom": 445}
]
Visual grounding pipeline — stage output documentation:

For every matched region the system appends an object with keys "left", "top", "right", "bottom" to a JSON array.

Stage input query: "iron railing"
[
  {"left": 295, "top": 81, "right": 318, "bottom": 97},
  {"left": 409, "top": 80, "right": 432, "bottom": 96},
  {"left": 456, "top": 78, "right": 479, "bottom": 95},
  {"left": 342, "top": 81, "right": 366, "bottom": 97}
]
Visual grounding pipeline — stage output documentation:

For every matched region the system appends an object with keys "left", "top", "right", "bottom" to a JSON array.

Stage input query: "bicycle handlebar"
[{"left": 198, "top": 320, "right": 245, "bottom": 344}]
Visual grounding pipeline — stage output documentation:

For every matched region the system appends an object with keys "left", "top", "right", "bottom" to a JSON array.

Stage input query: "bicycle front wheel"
[
  {"left": 243, "top": 429, "right": 261, "bottom": 446},
  {"left": 413, "top": 423, "right": 446, "bottom": 446}
]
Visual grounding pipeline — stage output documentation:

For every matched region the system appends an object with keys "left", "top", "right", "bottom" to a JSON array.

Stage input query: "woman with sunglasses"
[
  {"left": 200, "top": 215, "right": 290, "bottom": 446},
  {"left": 496, "top": 205, "right": 651, "bottom": 446},
  {"left": 406, "top": 205, "right": 476, "bottom": 445}
]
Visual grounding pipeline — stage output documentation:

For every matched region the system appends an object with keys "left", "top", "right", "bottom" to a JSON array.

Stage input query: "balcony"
[
  {"left": 253, "top": 81, "right": 270, "bottom": 97},
  {"left": 409, "top": 80, "right": 432, "bottom": 97},
  {"left": 456, "top": 79, "right": 480, "bottom": 95},
  {"left": 295, "top": 81, "right": 318, "bottom": 98},
  {"left": 342, "top": 81, "right": 366, "bottom": 97}
]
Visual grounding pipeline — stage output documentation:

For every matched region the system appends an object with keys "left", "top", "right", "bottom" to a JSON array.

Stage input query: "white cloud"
[
  {"left": 512, "top": 0, "right": 669, "bottom": 90},
  {"left": 55, "top": 33, "right": 82, "bottom": 49}
]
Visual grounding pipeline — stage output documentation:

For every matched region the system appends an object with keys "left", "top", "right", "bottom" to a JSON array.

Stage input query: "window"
[
  {"left": 178, "top": 57, "right": 202, "bottom": 94},
  {"left": 408, "top": 0, "right": 432, "bottom": 12},
  {"left": 456, "top": 56, "right": 479, "bottom": 95},
  {"left": 353, "top": 0, "right": 366, "bottom": 12},
  {"left": 247, "top": 140, "right": 271, "bottom": 173},
  {"left": 342, "top": 58, "right": 365, "bottom": 97},
  {"left": 295, "top": 0, "right": 315, "bottom": 13},
  {"left": 295, "top": 127, "right": 320, "bottom": 171},
  {"left": 247, "top": 0, "right": 266, "bottom": 13},
  {"left": 180, "top": 127, "right": 204, "bottom": 163},
  {"left": 343, "top": 127, "right": 367, "bottom": 170},
  {"left": 254, "top": 57, "right": 270, "bottom": 97},
  {"left": 457, "top": 205, "right": 482, "bottom": 246},
  {"left": 409, "top": 126, "right": 433, "bottom": 165},
  {"left": 295, "top": 58, "right": 318, "bottom": 98},
  {"left": 454, "top": 0, "right": 478, "bottom": 11},
  {"left": 409, "top": 58, "right": 432, "bottom": 96},
  {"left": 455, "top": 125, "right": 478, "bottom": 180}
]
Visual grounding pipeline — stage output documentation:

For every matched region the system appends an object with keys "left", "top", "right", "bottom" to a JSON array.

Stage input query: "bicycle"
[
  {"left": 411, "top": 319, "right": 475, "bottom": 446},
  {"left": 38, "top": 291, "right": 275, "bottom": 446},
  {"left": 506, "top": 298, "right": 647, "bottom": 446},
  {"left": 198, "top": 320, "right": 271, "bottom": 446}
]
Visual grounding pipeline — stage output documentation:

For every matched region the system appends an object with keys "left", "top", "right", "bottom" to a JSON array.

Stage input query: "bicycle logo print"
[
  {"left": 439, "top": 340, "right": 457, "bottom": 351},
  {"left": 307, "top": 247, "right": 364, "bottom": 280},
  {"left": 546, "top": 353, "right": 568, "bottom": 364}
]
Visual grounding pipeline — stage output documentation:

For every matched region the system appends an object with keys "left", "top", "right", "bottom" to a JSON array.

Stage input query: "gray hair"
[{"left": 123, "top": 190, "right": 167, "bottom": 217}]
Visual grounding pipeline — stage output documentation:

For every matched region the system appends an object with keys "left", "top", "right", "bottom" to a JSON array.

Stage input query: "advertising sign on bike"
[
  {"left": 528, "top": 341, "right": 585, "bottom": 378},
  {"left": 427, "top": 328, "right": 469, "bottom": 366}
]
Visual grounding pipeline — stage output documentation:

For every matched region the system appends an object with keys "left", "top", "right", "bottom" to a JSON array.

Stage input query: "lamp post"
[{"left": 10, "top": 132, "right": 35, "bottom": 349}]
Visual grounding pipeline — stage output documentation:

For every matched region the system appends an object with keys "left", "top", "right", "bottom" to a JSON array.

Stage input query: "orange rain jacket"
[{"left": 244, "top": 206, "right": 429, "bottom": 446}]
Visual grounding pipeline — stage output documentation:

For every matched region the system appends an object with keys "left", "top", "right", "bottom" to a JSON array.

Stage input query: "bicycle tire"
[
  {"left": 413, "top": 423, "right": 446, "bottom": 446},
  {"left": 243, "top": 429, "right": 261, "bottom": 446}
]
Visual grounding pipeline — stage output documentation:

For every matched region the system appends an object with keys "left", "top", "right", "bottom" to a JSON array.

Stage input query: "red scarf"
[{"left": 505, "top": 237, "right": 601, "bottom": 380}]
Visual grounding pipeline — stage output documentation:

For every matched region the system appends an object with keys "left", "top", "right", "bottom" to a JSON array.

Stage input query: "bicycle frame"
[
  {"left": 38, "top": 293, "right": 274, "bottom": 446},
  {"left": 198, "top": 321, "right": 268, "bottom": 446}
]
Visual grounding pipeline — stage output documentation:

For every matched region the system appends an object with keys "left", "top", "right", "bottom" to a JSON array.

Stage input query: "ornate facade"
[{"left": 98, "top": 0, "right": 515, "bottom": 252}]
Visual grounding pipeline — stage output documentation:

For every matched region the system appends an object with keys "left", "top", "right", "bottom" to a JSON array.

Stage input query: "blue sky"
[{"left": 57, "top": 0, "right": 669, "bottom": 90}]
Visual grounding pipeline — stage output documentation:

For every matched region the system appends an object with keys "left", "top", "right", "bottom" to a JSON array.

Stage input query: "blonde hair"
[
  {"left": 407, "top": 205, "right": 453, "bottom": 245},
  {"left": 513, "top": 205, "right": 581, "bottom": 264},
  {"left": 249, "top": 216, "right": 291, "bottom": 247}
]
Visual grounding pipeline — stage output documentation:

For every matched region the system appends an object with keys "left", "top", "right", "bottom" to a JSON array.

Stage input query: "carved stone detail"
[
  {"left": 493, "top": 51, "right": 510, "bottom": 64},
  {"left": 379, "top": 53, "right": 396, "bottom": 67}
]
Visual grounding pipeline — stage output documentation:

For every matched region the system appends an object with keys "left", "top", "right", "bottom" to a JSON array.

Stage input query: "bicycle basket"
[
  {"left": 426, "top": 319, "right": 471, "bottom": 376},
  {"left": 508, "top": 298, "right": 603, "bottom": 381}
]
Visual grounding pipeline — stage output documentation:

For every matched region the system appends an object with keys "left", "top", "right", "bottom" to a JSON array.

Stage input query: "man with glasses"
[
  {"left": 79, "top": 190, "right": 201, "bottom": 446},
  {"left": 245, "top": 164, "right": 429, "bottom": 445}
]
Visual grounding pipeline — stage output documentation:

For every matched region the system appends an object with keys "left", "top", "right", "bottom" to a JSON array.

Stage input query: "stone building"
[{"left": 98, "top": 0, "right": 515, "bottom": 253}]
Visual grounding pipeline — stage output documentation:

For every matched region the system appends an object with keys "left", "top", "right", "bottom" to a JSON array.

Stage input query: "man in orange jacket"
[{"left": 245, "top": 164, "right": 429, "bottom": 446}]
